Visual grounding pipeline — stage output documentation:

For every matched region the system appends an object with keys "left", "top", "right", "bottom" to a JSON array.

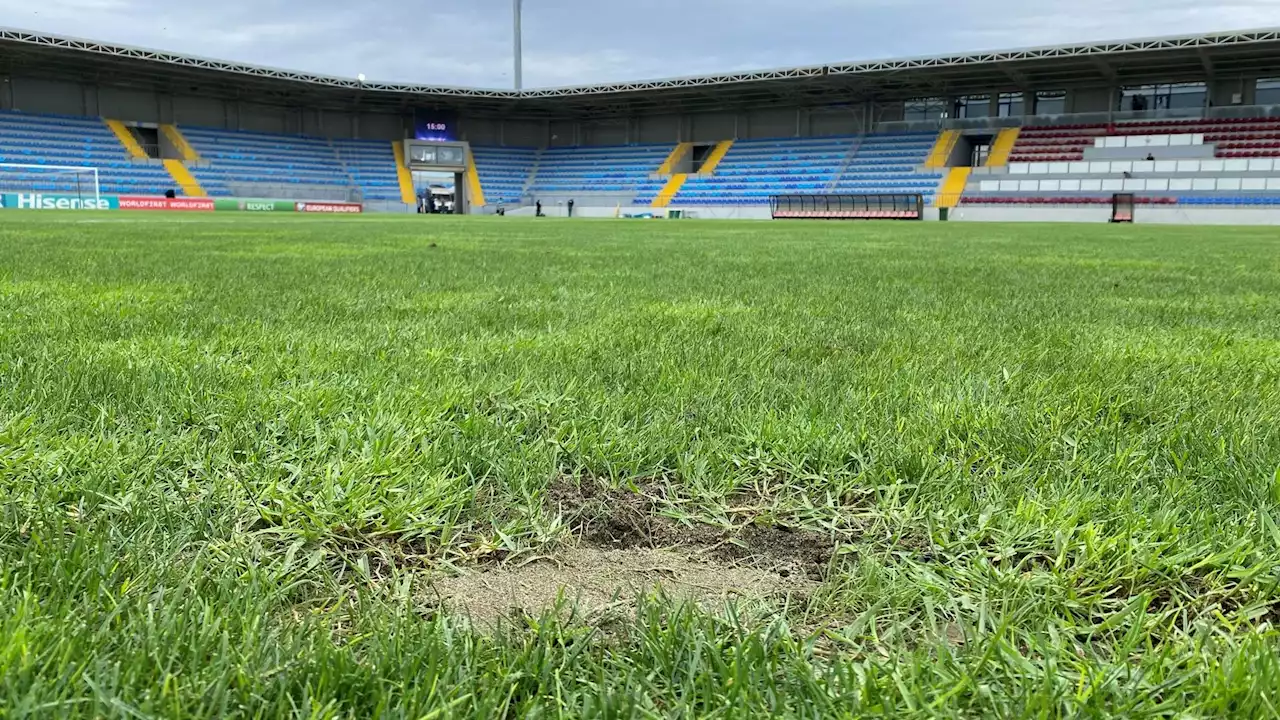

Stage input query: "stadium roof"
[{"left": 2, "top": 26, "right": 1280, "bottom": 118}]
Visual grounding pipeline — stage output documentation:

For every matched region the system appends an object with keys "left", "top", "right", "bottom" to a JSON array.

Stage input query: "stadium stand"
[
  {"left": 530, "top": 144, "right": 672, "bottom": 202},
  {"left": 3, "top": 25, "right": 1280, "bottom": 222},
  {"left": 467, "top": 134, "right": 944, "bottom": 208},
  {"left": 470, "top": 146, "right": 538, "bottom": 205},
  {"left": 1007, "top": 125, "right": 1110, "bottom": 163},
  {"left": 0, "top": 111, "right": 408, "bottom": 202},
  {"left": 963, "top": 116, "right": 1280, "bottom": 207},
  {"left": 670, "top": 133, "right": 942, "bottom": 205},
  {"left": 180, "top": 127, "right": 361, "bottom": 201},
  {"left": 331, "top": 140, "right": 407, "bottom": 202},
  {"left": 0, "top": 110, "right": 174, "bottom": 196},
  {"left": 471, "top": 144, "right": 672, "bottom": 206}
]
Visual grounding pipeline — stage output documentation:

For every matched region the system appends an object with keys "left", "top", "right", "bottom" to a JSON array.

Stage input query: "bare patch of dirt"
[
  {"left": 544, "top": 477, "right": 715, "bottom": 549},
  {"left": 429, "top": 546, "right": 814, "bottom": 626},
  {"left": 416, "top": 477, "right": 852, "bottom": 625},
  {"left": 717, "top": 524, "right": 835, "bottom": 581},
  {"left": 545, "top": 477, "right": 837, "bottom": 580},
  {"left": 425, "top": 478, "right": 842, "bottom": 625}
]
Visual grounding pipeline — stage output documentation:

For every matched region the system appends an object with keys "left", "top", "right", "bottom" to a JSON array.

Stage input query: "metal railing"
[
  {"left": 226, "top": 182, "right": 362, "bottom": 203},
  {"left": 877, "top": 103, "right": 1280, "bottom": 135},
  {"left": 937, "top": 192, "right": 1280, "bottom": 210}
]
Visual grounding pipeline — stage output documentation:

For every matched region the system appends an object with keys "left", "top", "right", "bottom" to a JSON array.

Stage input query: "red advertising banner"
[
  {"left": 119, "top": 196, "right": 215, "bottom": 212},
  {"left": 296, "top": 201, "right": 363, "bottom": 214}
]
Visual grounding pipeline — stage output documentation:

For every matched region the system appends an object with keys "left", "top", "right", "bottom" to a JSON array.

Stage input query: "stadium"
[
  {"left": 1, "top": 13, "right": 1280, "bottom": 719},
  {"left": 2, "top": 25, "right": 1280, "bottom": 220}
]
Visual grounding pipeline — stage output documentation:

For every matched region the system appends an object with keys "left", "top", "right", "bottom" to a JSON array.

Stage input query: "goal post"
[{"left": 0, "top": 164, "right": 102, "bottom": 206}]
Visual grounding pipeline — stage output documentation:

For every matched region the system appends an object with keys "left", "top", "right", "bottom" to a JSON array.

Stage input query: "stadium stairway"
[
  {"left": 655, "top": 142, "right": 693, "bottom": 175},
  {"left": 935, "top": 167, "right": 971, "bottom": 208},
  {"left": 652, "top": 173, "right": 688, "bottom": 208},
  {"left": 464, "top": 145, "right": 486, "bottom": 207},
  {"left": 162, "top": 159, "right": 206, "bottom": 197},
  {"left": 391, "top": 142, "right": 416, "bottom": 204},
  {"left": 698, "top": 140, "right": 735, "bottom": 175},
  {"left": 0, "top": 110, "right": 176, "bottom": 196},
  {"left": 161, "top": 125, "right": 202, "bottom": 162},
  {"left": 105, "top": 119, "right": 149, "bottom": 160},
  {"left": 925, "top": 130, "right": 960, "bottom": 168},
  {"left": 986, "top": 128, "right": 1020, "bottom": 167}
]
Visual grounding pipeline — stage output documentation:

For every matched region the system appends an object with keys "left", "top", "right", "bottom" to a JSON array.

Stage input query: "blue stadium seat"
[
  {"left": 669, "top": 133, "right": 943, "bottom": 206},
  {"left": 0, "top": 110, "right": 174, "bottom": 196}
]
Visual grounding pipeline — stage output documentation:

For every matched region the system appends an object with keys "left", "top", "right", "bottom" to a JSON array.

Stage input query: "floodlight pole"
[{"left": 513, "top": 0, "right": 523, "bottom": 90}]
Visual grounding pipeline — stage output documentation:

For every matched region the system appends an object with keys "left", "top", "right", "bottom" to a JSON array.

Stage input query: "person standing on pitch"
[
  {"left": 536, "top": 200, "right": 543, "bottom": 217},
  {"left": 567, "top": 198, "right": 575, "bottom": 218}
]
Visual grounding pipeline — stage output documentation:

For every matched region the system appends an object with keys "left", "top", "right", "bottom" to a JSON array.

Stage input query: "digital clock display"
[{"left": 414, "top": 110, "right": 457, "bottom": 142}]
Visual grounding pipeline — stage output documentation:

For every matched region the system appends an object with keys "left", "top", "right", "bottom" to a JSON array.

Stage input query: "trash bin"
[{"left": 939, "top": 207, "right": 949, "bottom": 222}]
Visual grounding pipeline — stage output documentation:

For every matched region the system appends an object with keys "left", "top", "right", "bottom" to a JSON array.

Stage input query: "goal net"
[{"left": 0, "top": 164, "right": 102, "bottom": 208}]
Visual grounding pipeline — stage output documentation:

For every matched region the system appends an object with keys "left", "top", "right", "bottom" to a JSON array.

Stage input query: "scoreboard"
[
  {"left": 414, "top": 109, "right": 458, "bottom": 142},
  {"left": 404, "top": 141, "right": 466, "bottom": 169}
]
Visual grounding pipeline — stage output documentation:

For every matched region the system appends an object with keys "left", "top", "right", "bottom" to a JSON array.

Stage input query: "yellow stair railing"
[
  {"left": 985, "top": 128, "right": 1020, "bottom": 167},
  {"left": 698, "top": 140, "right": 734, "bottom": 175},
  {"left": 464, "top": 145, "right": 486, "bottom": 208},
  {"left": 924, "top": 130, "right": 960, "bottom": 168},
  {"left": 160, "top": 125, "right": 201, "bottom": 162},
  {"left": 391, "top": 142, "right": 417, "bottom": 206},
  {"left": 934, "top": 167, "right": 972, "bottom": 208},
  {"left": 162, "top": 159, "right": 206, "bottom": 197},
  {"left": 656, "top": 142, "right": 692, "bottom": 175},
  {"left": 104, "top": 119, "right": 147, "bottom": 159},
  {"left": 653, "top": 173, "right": 688, "bottom": 208}
]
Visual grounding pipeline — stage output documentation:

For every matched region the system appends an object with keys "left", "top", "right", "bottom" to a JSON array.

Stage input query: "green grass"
[{"left": 1, "top": 212, "right": 1279, "bottom": 718}]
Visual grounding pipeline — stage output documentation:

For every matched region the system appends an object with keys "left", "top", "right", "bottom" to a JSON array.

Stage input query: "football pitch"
[{"left": 1, "top": 213, "right": 1279, "bottom": 717}]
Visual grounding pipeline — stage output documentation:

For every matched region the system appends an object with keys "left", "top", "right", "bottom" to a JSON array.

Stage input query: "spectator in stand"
[{"left": 1145, "top": 153, "right": 1155, "bottom": 162}]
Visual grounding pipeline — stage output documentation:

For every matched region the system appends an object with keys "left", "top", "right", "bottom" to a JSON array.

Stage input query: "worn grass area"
[{"left": 2, "top": 212, "right": 1279, "bottom": 717}]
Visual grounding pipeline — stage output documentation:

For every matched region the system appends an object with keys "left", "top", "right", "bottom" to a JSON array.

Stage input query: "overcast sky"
[{"left": 5, "top": 0, "right": 1278, "bottom": 88}]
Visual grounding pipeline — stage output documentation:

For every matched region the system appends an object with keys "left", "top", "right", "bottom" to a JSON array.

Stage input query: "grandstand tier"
[
  {"left": 180, "top": 127, "right": 402, "bottom": 202},
  {"left": 965, "top": 116, "right": 1280, "bottom": 207},
  {"left": 5, "top": 104, "right": 1280, "bottom": 216},
  {"left": 666, "top": 133, "right": 942, "bottom": 206},
  {"left": 467, "top": 133, "right": 947, "bottom": 208},
  {"left": 0, "top": 111, "right": 173, "bottom": 196},
  {"left": 2, "top": 23, "right": 1280, "bottom": 221}
]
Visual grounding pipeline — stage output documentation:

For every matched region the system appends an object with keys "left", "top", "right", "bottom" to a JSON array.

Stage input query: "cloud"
[{"left": 0, "top": 0, "right": 1274, "bottom": 87}]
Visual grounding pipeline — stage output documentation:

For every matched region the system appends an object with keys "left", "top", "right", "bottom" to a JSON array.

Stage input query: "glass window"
[
  {"left": 1035, "top": 91, "right": 1066, "bottom": 115},
  {"left": 1167, "top": 82, "right": 1207, "bottom": 109},
  {"left": 957, "top": 95, "right": 991, "bottom": 118},
  {"left": 1121, "top": 83, "right": 1206, "bottom": 111},
  {"left": 1257, "top": 79, "right": 1280, "bottom": 106},
  {"left": 409, "top": 145, "right": 437, "bottom": 164},
  {"left": 998, "top": 92, "right": 1025, "bottom": 117},
  {"left": 904, "top": 97, "right": 947, "bottom": 121},
  {"left": 436, "top": 146, "right": 464, "bottom": 166}
]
